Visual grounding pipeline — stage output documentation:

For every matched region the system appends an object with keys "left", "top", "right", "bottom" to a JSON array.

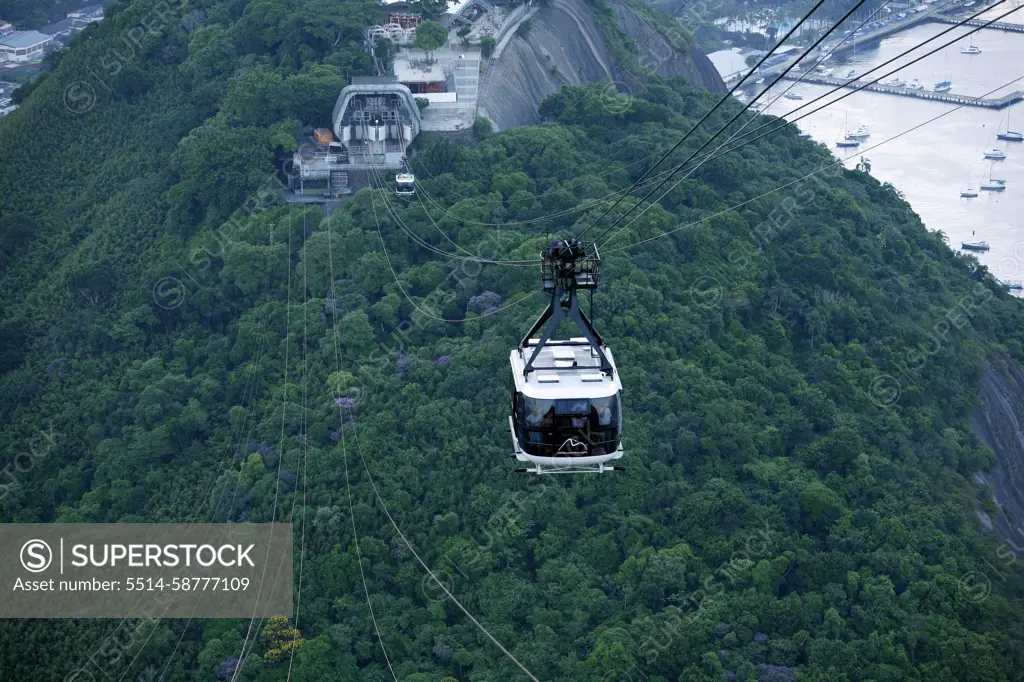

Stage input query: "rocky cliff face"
[
  {"left": 477, "top": 0, "right": 725, "bottom": 131},
  {"left": 610, "top": 0, "right": 725, "bottom": 90},
  {"left": 970, "top": 354, "right": 1024, "bottom": 557}
]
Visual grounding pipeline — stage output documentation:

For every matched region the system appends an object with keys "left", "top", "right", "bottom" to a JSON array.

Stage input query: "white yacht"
[
  {"left": 755, "top": 77, "right": 765, "bottom": 85},
  {"left": 846, "top": 124, "right": 870, "bottom": 139},
  {"left": 961, "top": 240, "right": 990, "bottom": 251},
  {"left": 845, "top": 69, "right": 859, "bottom": 79},
  {"left": 980, "top": 178, "right": 1007, "bottom": 191},
  {"left": 961, "top": 44, "right": 981, "bottom": 54},
  {"left": 784, "top": 92, "right": 803, "bottom": 100},
  {"left": 885, "top": 76, "right": 906, "bottom": 87},
  {"left": 836, "top": 113, "right": 861, "bottom": 148},
  {"left": 908, "top": 79, "right": 924, "bottom": 89},
  {"left": 983, "top": 148, "right": 1006, "bottom": 160}
]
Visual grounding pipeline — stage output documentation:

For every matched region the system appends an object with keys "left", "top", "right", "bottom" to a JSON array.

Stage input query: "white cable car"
[
  {"left": 509, "top": 239, "right": 624, "bottom": 474},
  {"left": 395, "top": 172, "right": 415, "bottom": 196}
]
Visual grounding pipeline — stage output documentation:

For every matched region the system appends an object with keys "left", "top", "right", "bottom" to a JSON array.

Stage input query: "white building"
[
  {"left": 706, "top": 47, "right": 761, "bottom": 85},
  {"left": 67, "top": 6, "right": 104, "bottom": 21},
  {"left": 0, "top": 21, "right": 15, "bottom": 37},
  {"left": 0, "top": 31, "right": 54, "bottom": 63}
]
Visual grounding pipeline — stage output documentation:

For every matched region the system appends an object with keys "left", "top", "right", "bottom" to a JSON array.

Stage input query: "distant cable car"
[
  {"left": 509, "top": 239, "right": 624, "bottom": 474},
  {"left": 396, "top": 172, "right": 415, "bottom": 196}
]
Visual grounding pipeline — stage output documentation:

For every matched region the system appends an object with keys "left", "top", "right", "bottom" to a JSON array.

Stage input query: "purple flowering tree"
[{"left": 468, "top": 291, "right": 503, "bottom": 315}]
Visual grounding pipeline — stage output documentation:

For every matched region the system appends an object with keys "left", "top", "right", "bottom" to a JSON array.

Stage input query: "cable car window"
[
  {"left": 524, "top": 398, "right": 555, "bottom": 427},
  {"left": 555, "top": 399, "right": 590, "bottom": 415},
  {"left": 590, "top": 396, "right": 619, "bottom": 427}
]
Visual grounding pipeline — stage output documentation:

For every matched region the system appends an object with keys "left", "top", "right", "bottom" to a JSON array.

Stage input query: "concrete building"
[
  {"left": 706, "top": 47, "right": 759, "bottom": 84},
  {"left": 332, "top": 76, "right": 420, "bottom": 167},
  {"left": 394, "top": 57, "right": 447, "bottom": 94},
  {"left": 288, "top": 76, "right": 422, "bottom": 197},
  {"left": 40, "top": 18, "right": 76, "bottom": 38},
  {"left": 0, "top": 80, "right": 16, "bottom": 116},
  {"left": 0, "top": 31, "right": 54, "bottom": 63},
  {"left": 444, "top": 0, "right": 494, "bottom": 27},
  {"left": 67, "top": 6, "right": 104, "bottom": 21},
  {"left": 382, "top": 0, "right": 423, "bottom": 28}
]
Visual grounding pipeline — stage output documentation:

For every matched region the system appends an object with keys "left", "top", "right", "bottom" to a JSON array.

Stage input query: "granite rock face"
[{"left": 477, "top": 0, "right": 724, "bottom": 131}]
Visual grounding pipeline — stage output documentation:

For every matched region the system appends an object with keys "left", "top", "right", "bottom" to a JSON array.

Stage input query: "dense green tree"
[
  {"left": 2, "top": 2, "right": 1024, "bottom": 678},
  {"left": 414, "top": 19, "right": 448, "bottom": 60}
]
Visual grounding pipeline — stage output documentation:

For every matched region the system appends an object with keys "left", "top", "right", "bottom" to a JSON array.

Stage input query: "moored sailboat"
[
  {"left": 836, "top": 113, "right": 860, "bottom": 148},
  {"left": 934, "top": 55, "right": 953, "bottom": 92},
  {"left": 997, "top": 106, "right": 1023, "bottom": 141}
]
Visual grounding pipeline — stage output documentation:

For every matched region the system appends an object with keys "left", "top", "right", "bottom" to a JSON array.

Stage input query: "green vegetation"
[
  {"left": 0, "top": 0, "right": 58, "bottom": 27},
  {"left": 480, "top": 34, "right": 497, "bottom": 58},
  {"left": 2, "top": 0, "right": 1024, "bottom": 680},
  {"left": 583, "top": 0, "right": 699, "bottom": 82},
  {"left": 414, "top": 19, "right": 448, "bottom": 60},
  {"left": 472, "top": 115, "right": 493, "bottom": 138}
]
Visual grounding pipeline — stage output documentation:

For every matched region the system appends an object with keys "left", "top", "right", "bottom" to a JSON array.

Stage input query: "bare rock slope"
[
  {"left": 477, "top": 0, "right": 724, "bottom": 131},
  {"left": 970, "top": 355, "right": 1024, "bottom": 555},
  {"left": 611, "top": 0, "right": 724, "bottom": 88}
]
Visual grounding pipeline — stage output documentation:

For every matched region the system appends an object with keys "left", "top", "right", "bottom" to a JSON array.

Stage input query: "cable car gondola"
[
  {"left": 395, "top": 172, "right": 415, "bottom": 196},
  {"left": 509, "top": 239, "right": 624, "bottom": 474}
]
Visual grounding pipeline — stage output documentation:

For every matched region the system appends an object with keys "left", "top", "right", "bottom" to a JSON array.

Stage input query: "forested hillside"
[{"left": 3, "top": 0, "right": 1024, "bottom": 680}]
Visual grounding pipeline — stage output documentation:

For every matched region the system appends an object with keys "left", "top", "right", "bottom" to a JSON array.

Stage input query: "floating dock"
[{"left": 776, "top": 73, "right": 1024, "bottom": 109}]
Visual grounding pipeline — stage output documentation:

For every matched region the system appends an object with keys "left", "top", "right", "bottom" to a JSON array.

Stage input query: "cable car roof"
[{"left": 510, "top": 338, "right": 621, "bottom": 399}]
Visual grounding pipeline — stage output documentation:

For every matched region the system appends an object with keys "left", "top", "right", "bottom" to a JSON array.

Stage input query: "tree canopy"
[
  {"left": 2, "top": 0, "right": 1024, "bottom": 680},
  {"left": 414, "top": 19, "right": 449, "bottom": 58}
]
